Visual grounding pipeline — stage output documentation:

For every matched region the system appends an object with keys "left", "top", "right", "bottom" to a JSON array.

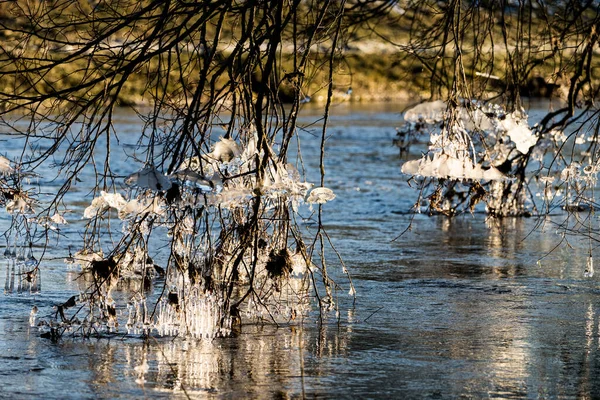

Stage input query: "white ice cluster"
[
  {"left": 83, "top": 190, "right": 165, "bottom": 220},
  {"left": 404, "top": 99, "right": 494, "bottom": 131},
  {"left": 560, "top": 162, "right": 599, "bottom": 186},
  {"left": 402, "top": 152, "right": 505, "bottom": 180},
  {"left": 82, "top": 132, "right": 333, "bottom": 222},
  {"left": 0, "top": 156, "right": 43, "bottom": 216},
  {"left": 404, "top": 99, "right": 447, "bottom": 124},
  {"left": 198, "top": 134, "right": 324, "bottom": 211},
  {"left": 306, "top": 187, "right": 336, "bottom": 207},
  {"left": 73, "top": 130, "right": 323, "bottom": 338},
  {"left": 5, "top": 193, "right": 36, "bottom": 215},
  {"left": 401, "top": 101, "right": 539, "bottom": 182},
  {"left": 500, "top": 112, "right": 537, "bottom": 154},
  {"left": 0, "top": 155, "right": 14, "bottom": 175}
]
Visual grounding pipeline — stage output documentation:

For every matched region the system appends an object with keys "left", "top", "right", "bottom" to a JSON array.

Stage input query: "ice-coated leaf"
[
  {"left": 125, "top": 167, "right": 171, "bottom": 191},
  {"left": 169, "top": 169, "right": 215, "bottom": 192},
  {"left": 83, "top": 191, "right": 127, "bottom": 218},
  {"left": 306, "top": 187, "right": 336, "bottom": 204},
  {"left": 501, "top": 113, "right": 537, "bottom": 154},
  {"left": 101, "top": 191, "right": 127, "bottom": 210},
  {"left": 210, "top": 137, "right": 241, "bottom": 163},
  {"left": 50, "top": 213, "right": 67, "bottom": 225},
  {"left": 0, "top": 155, "right": 13, "bottom": 174},
  {"left": 401, "top": 159, "right": 420, "bottom": 175}
]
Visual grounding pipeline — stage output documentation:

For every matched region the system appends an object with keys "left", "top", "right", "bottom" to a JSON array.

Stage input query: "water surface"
[{"left": 1, "top": 103, "right": 599, "bottom": 398}]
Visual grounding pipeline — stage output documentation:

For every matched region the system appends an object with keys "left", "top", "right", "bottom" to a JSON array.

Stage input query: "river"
[{"left": 1, "top": 102, "right": 599, "bottom": 398}]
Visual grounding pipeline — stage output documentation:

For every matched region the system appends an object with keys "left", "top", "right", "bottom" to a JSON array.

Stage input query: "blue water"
[{"left": 1, "top": 102, "right": 600, "bottom": 398}]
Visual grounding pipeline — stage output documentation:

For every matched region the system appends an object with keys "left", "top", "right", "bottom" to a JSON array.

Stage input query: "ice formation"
[
  {"left": 50, "top": 213, "right": 67, "bottom": 225},
  {"left": 4, "top": 242, "right": 40, "bottom": 296},
  {"left": 83, "top": 191, "right": 126, "bottom": 218},
  {"left": 585, "top": 256, "right": 594, "bottom": 278},
  {"left": 125, "top": 166, "right": 171, "bottom": 191},
  {"left": 306, "top": 187, "right": 336, "bottom": 204},
  {"left": 83, "top": 191, "right": 165, "bottom": 220},
  {"left": 399, "top": 101, "right": 541, "bottom": 183},
  {"left": 500, "top": 112, "right": 537, "bottom": 154},
  {"left": 399, "top": 98, "right": 600, "bottom": 217},
  {"left": 0, "top": 156, "right": 14, "bottom": 175},
  {"left": 404, "top": 100, "right": 447, "bottom": 124},
  {"left": 64, "top": 129, "right": 318, "bottom": 339},
  {"left": 398, "top": 100, "right": 553, "bottom": 215},
  {"left": 403, "top": 100, "right": 494, "bottom": 132},
  {"left": 401, "top": 153, "right": 505, "bottom": 181},
  {"left": 209, "top": 137, "right": 241, "bottom": 162},
  {"left": 5, "top": 195, "right": 35, "bottom": 215}
]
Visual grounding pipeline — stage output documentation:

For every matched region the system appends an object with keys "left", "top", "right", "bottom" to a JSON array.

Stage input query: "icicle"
[
  {"left": 23, "top": 271, "right": 30, "bottom": 294},
  {"left": 4, "top": 260, "right": 9, "bottom": 294},
  {"left": 585, "top": 256, "right": 594, "bottom": 278},
  {"left": 16, "top": 262, "right": 21, "bottom": 294},
  {"left": 29, "top": 306, "right": 38, "bottom": 327},
  {"left": 9, "top": 260, "right": 14, "bottom": 294},
  {"left": 26, "top": 244, "right": 36, "bottom": 268},
  {"left": 34, "top": 268, "right": 41, "bottom": 293}
]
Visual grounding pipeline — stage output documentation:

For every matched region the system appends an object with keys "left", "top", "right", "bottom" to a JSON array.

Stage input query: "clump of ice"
[
  {"left": 125, "top": 166, "right": 171, "bottom": 191},
  {"left": 0, "top": 156, "right": 14, "bottom": 175},
  {"left": 404, "top": 100, "right": 447, "bottom": 124},
  {"left": 83, "top": 191, "right": 126, "bottom": 218},
  {"left": 50, "top": 213, "right": 67, "bottom": 225},
  {"left": 560, "top": 163, "right": 580, "bottom": 182},
  {"left": 152, "top": 289, "right": 232, "bottom": 339},
  {"left": 170, "top": 130, "right": 313, "bottom": 212},
  {"left": 5, "top": 193, "right": 36, "bottom": 215},
  {"left": 400, "top": 101, "right": 542, "bottom": 183},
  {"left": 404, "top": 100, "right": 494, "bottom": 132},
  {"left": 402, "top": 153, "right": 505, "bottom": 181},
  {"left": 83, "top": 191, "right": 166, "bottom": 220},
  {"left": 306, "top": 187, "right": 336, "bottom": 204},
  {"left": 209, "top": 137, "right": 241, "bottom": 163},
  {"left": 72, "top": 126, "right": 320, "bottom": 339},
  {"left": 500, "top": 112, "right": 537, "bottom": 154}
]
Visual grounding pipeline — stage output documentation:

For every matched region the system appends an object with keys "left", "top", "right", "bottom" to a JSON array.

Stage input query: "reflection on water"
[
  {"left": 0, "top": 319, "right": 353, "bottom": 398},
  {"left": 2, "top": 105, "right": 600, "bottom": 398}
]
